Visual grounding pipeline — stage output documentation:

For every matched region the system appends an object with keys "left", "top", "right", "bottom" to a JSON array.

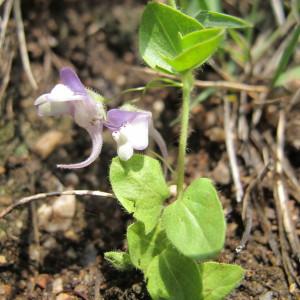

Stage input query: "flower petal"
[
  {"left": 126, "top": 114, "right": 150, "bottom": 150},
  {"left": 34, "top": 83, "right": 85, "bottom": 117},
  {"left": 117, "top": 142, "right": 134, "bottom": 161},
  {"left": 35, "top": 98, "right": 71, "bottom": 117},
  {"left": 57, "top": 124, "right": 103, "bottom": 169},
  {"left": 49, "top": 84, "right": 77, "bottom": 101},
  {"left": 106, "top": 109, "right": 147, "bottom": 131},
  {"left": 60, "top": 67, "right": 87, "bottom": 95}
]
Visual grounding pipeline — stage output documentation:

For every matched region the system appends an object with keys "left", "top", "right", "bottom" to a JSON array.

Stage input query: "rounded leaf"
[{"left": 162, "top": 178, "right": 226, "bottom": 260}]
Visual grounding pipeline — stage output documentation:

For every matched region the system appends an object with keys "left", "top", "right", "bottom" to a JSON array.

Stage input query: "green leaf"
[
  {"left": 162, "top": 178, "right": 226, "bottom": 260},
  {"left": 181, "top": 0, "right": 221, "bottom": 16},
  {"left": 275, "top": 66, "right": 300, "bottom": 87},
  {"left": 166, "top": 28, "right": 224, "bottom": 72},
  {"left": 200, "top": 262, "right": 245, "bottom": 300},
  {"left": 272, "top": 25, "right": 300, "bottom": 86},
  {"left": 195, "top": 11, "right": 252, "bottom": 28},
  {"left": 110, "top": 154, "right": 170, "bottom": 233},
  {"left": 139, "top": 1, "right": 204, "bottom": 74},
  {"left": 104, "top": 251, "right": 133, "bottom": 271},
  {"left": 146, "top": 248, "right": 202, "bottom": 300},
  {"left": 127, "top": 221, "right": 169, "bottom": 271}
]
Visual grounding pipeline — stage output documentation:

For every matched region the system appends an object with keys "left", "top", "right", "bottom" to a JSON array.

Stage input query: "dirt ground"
[{"left": 0, "top": 0, "right": 299, "bottom": 299}]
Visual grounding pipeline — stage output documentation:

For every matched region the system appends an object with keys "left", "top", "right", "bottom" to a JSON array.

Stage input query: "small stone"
[
  {"left": 0, "top": 284, "right": 12, "bottom": 297},
  {"left": 0, "top": 195, "right": 12, "bottom": 206},
  {"left": 0, "top": 255, "right": 7, "bottom": 265},
  {"left": 37, "top": 194, "right": 76, "bottom": 233},
  {"left": 29, "top": 244, "right": 40, "bottom": 262},
  {"left": 132, "top": 283, "right": 142, "bottom": 294},
  {"left": 259, "top": 291, "right": 273, "bottom": 300},
  {"left": 33, "top": 130, "right": 64, "bottom": 159},
  {"left": 289, "top": 283, "right": 296, "bottom": 293},
  {"left": 56, "top": 293, "right": 75, "bottom": 300},
  {"left": 43, "top": 236, "right": 57, "bottom": 250},
  {"left": 52, "top": 278, "right": 63, "bottom": 294},
  {"left": 0, "top": 166, "right": 5, "bottom": 175},
  {"left": 74, "top": 284, "right": 87, "bottom": 294},
  {"left": 36, "top": 274, "right": 50, "bottom": 289},
  {"left": 64, "top": 229, "right": 80, "bottom": 241},
  {"left": 64, "top": 173, "right": 79, "bottom": 187},
  {"left": 206, "top": 127, "right": 225, "bottom": 142},
  {"left": 212, "top": 159, "right": 230, "bottom": 185}
]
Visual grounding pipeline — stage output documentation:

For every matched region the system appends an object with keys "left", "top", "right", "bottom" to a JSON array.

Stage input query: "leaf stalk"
[{"left": 176, "top": 70, "right": 194, "bottom": 198}]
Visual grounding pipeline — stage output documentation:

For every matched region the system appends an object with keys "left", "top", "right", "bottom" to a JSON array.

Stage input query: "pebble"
[
  {"left": 33, "top": 130, "right": 64, "bottom": 159},
  {"left": 64, "top": 229, "right": 80, "bottom": 241},
  {"left": 259, "top": 291, "right": 273, "bottom": 300},
  {"left": 56, "top": 293, "right": 75, "bottom": 300},
  {"left": 37, "top": 194, "right": 76, "bottom": 232},
  {"left": 52, "top": 278, "right": 63, "bottom": 294},
  {"left": 206, "top": 127, "right": 225, "bottom": 142},
  {"left": 0, "top": 255, "right": 7, "bottom": 265},
  {"left": 212, "top": 159, "right": 230, "bottom": 185},
  {"left": 0, "top": 284, "right": 12, "bottom": 297},
  {"left": 0, "top": 166, "right": 5, "bottom": 175},
  {"left": 36, "top": 274, "right": 50, "bottom": 289},
  {"left": 132, "top": 283, "right": 142, "bottom": 294},
  {"left": 0, "top": 195, "right": 12, "bottom": 206}
]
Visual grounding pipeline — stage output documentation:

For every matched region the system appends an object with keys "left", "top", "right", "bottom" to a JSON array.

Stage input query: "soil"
[{"left": 0, "top": 0, "right": 299, "bottom": 299}]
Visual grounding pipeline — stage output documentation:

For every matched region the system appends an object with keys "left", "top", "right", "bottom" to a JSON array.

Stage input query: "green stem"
[
  {"left": 177, "top": 71, "right": 194, "bottom": 198},
  {"left": 167, "top": 0, "right": 177, "bottom": 9}
]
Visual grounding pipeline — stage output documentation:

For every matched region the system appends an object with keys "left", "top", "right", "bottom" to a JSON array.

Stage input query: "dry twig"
[
  {"left": 275, "top": 109, "right": 300, "bottom": 261},
  {"left": 0, "top": 190, "right": 115, "bottom": 219},
  {"left": 0, "top": 0, "right": 14, "bottom": 50},
  {"left": 270, "top": 0, "right": 285, "bottom": 26},
  {"left": 13, "top": 0, "right": 37, "bottom": 90},
  {"left": 0, "top": 50, "right": 14, "bottom": 104},
  {"left": 224, "top": 98, "right": 244, "bottom": 203},
  {"left": 236, "top": 162, "right": 270, "bottom": 253}
]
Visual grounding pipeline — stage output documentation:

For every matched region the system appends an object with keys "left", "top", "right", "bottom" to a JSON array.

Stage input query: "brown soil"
[{"left": 0, "top": 0, "right": 299, "bottom": 299}]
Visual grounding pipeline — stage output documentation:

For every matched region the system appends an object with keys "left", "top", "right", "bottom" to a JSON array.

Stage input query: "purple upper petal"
[
  {"left": 60, "top": 67, "right": 87, "bottom": 95},
  {"left": 105, "top": 109, "right": 150, "bottom": 131}
]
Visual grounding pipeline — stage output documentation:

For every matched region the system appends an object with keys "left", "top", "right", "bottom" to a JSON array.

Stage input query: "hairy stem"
[{"left": 177, "top": 71, "right": 193, "bottom": 198}]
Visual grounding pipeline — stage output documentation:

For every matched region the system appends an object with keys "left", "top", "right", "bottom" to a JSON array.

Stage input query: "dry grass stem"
[
  {"left": 0, "top": 51, "right": 14, "bottom": 104},
  {"left": 270, "top": 0, "right": 285, "bottom": 26},
  {"left": 224, "top": 99, "right": 244, "bottom": 203},
  {"left": 236, "top": 163, "right": 270, "bottom": 253},
  {"left": 135, "top": 67, "right": 269, "bottom": 94},
  {"left": 275, "top": 110, "right": 300, "bottom": 261},
  {"left": 0, "top": 0, "right": 14, "bottom": 50},
  {"left": 13, "top": 0, "right": 37, "bottom": 90},
  {"left": 0, "top": 190, "right": 115, "bottom": 219}
]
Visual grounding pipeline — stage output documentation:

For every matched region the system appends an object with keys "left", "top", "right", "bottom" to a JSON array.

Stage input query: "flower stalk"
[{"left": 176, "top": 70, "right": 194, "bottom": 198}]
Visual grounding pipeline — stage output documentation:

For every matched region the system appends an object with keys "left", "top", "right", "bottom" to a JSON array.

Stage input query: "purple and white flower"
[
  {"left": 35, "top": 67, "right": 104, "bottom": 169},
  {"left": 35, "top": 67, "right": 167, "bottom": 171},
  {"left": 105, "top": 108, "right": 168, "bottom": 173},
  {"left": 105, "top": 109, "right": 151, "bottom": 161}
]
